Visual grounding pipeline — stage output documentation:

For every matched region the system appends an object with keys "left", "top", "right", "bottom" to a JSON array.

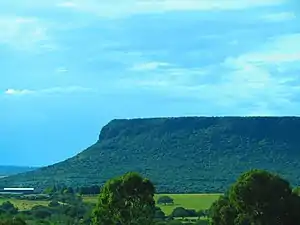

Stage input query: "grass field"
[
  {"left": 83, "top": 193, "right": 222, "bottom": 215},
  {"left": 0, "top": 197, "right": 49, "bottom": 210},
  {"left": 155, "top": 194, "right": 221, "bottom": 215},
  {"left": 0, "top": 193, "right": 222, "bottom": 214}
]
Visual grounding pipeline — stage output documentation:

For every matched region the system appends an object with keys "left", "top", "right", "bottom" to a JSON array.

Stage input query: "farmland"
[
  {"left": 0, "top": 193, "right": 221, "bottom": 214},
  {"left": 0, "top": 197, "right": 49, "bottom": 210},
  {"left": 83, "top": 193, "right": 222, "bottom": 215},
  {"left": 0, "top": 170, "right": 299, "bottom": 224}
]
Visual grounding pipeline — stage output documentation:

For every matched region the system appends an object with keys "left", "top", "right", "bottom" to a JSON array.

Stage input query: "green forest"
[
  {"left": 0, "top": 169, "right": 300, "bottom": 225},
  {"left": 1, "top": 117, "right": 300, "bottom": 193}
]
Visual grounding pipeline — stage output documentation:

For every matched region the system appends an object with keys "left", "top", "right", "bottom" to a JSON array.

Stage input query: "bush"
[
  {"left": 0, "top": 217, "right": 27, "bottom": 225},
  {"left": 194, "top": 220, "right": 209, "bottom": 225},
  {"left": 157, "top": 196, "right": 174, "bottom": 205},
  {"left": 48, "top": 200, "right": 60, "bottom": 208},
  {"left": 155, "top": 208, "right": 166, "bottom": 220},
  {"left": 171, "top": 207, "right": 190, "bottom": 218},
  {"left": 31, "top": 206, "right": 52, "bottom": 219},
  {"left": 0, "top": 201, "right": 18, "bottom": 215},
  {"left": 166, "top": 221, "right": 183, "bottom": 225}
]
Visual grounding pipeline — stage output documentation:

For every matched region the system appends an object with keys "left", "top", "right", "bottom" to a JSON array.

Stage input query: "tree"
[
  {"left": 292, "top": 186, "right": 300, "bottom": 196},
  {"left": 43, "top": 185, "right": 57, "bottom": 195},
  {"left": 63, "top": 187, "right": 74, "bottom": 194},
  {"left": 154, "top": 209, "right": 165, "bottom": 220},
  {"left": 79, "top": 185, "right": 101, "bottom": 195},
  {"left": 210, "top": 169, "right": 300, "bottom": 225},
  {"left": 0, "top": 201, "right": 18, "bottom": 215},
  {"left": 31, "top": 205, "right": 52, "bottom": 219},
  {"left": 171, "top": 207, "right": 190, "bottom": 218},
  {"left": 157, "top": 196, "right": 174, "bottom": 205},
  {"left": 166, "top": 221, "right": 183, "bottom": 225},
  {"left": 209, "top": 196, "right": 237, "bottom": 225},
  {"left": 92, "top": 172, "right": 156, "bottom": 225},
  {"left": 282, "top": 192, "right": 300, "bottom": 225},
  {"left": 48, "top": 200, "right": 60, "bottom": 207},
  {"left": 194, "top": 220, "right": 209, "bottom": 225},
  {"left": 154, "top": 206, "right": 165, "bottom": 220},
  {"left": 0, "top": 217, "right": 27, "bottom": 225},
  {"left": 234, "top": 214, "right": 252, "bottom": 225},
  {"left": 196, "top": 209, "right": 207, "bottom": 218},
  {"left": 229, "top": 169, "right": 296, "bottom": 225}
]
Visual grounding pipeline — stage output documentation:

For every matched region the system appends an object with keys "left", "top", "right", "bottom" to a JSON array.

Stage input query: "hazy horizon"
[{"left": 1, "top": 0, "right": 299, "bottom": 166}]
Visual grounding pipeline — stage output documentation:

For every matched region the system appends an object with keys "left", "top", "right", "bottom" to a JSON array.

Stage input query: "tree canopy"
[
  {"left": 210, "top": 169, "right": 300, "bottom": 225},
  {"left": 92, "top": 172, "right": 156, "bottom": 225},
  {"left": 157, "top": 196, "right": 174, "bottom": 205},
  {"left": 0, "top": 218, "right": 27, "bottom": 225}
]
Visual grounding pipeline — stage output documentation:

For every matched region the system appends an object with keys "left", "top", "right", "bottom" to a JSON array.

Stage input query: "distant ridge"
[
  {"left": 1, "top": 116, "right": 300, "bottom": 193},
  {"left": 0, "top": 166, "right": 37, "bottom": 176}
]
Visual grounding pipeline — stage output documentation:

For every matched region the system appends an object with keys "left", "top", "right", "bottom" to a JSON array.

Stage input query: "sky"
[{"left": 1, "top": 0, "right": 299, "bottom": 166}]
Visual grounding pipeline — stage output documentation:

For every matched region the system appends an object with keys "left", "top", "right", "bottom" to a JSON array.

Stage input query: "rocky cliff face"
[{"left": 1, "top": 116, "right": 300, "bottom": 193}]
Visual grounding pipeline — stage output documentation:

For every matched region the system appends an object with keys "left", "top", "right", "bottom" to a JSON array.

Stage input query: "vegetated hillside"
[
  {"left": 1, "top": 116, "right": 300, "bottom": 193},
  {"left": 0, "top": 166, "right": 37, "bottom": 177}
]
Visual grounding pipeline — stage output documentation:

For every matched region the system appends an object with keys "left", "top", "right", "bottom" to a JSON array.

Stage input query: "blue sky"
[{"left": 1, "top": 0, "right": 299, "bottom": 166}]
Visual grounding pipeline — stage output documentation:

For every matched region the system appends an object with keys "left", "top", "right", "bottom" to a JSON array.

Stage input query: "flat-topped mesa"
[
  {"left": 98, "top": 116, "right": 300, "bottom": 143},
  {"left": 1, "top": 116, "right": 300, "bottom": 193}
]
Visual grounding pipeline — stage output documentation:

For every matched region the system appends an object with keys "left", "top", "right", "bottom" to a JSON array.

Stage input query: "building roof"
[{"left": 3, "top": 188, "right": 34, "bottom": 191}]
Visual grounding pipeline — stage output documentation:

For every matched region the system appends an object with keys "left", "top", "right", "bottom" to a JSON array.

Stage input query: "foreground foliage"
[
  {"left": 210, "top": 169, "right": 300, "bottom": 225},
  {"left": 1, "top": 169, "right": 300, "bottom": 224},
  {"left": 92, "top": 172, "right": 156, "bottom": 225}
]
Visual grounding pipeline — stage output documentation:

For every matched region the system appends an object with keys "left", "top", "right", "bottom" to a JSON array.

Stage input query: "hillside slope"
[{"left": 1, "top": 117, "right": 300, "bottom": 193}]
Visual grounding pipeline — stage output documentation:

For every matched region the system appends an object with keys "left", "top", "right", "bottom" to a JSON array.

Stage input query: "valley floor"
[{"left": 0, "top": 193, "right": 222, "bottom": 215}]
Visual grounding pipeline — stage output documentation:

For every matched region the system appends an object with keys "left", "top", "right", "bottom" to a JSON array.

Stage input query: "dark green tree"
[
  {"left": 292, "top": 186, "right": 300, "bottom": 196},
  {"left": 43, "top": 185, "right": 57, "bottom": 195},
  {"left": 92, "top": 172, "right": 156, "bottom": 225},
  {"left": 194, "top": 220, "right": 209, "bottom": 225},
  {"left": 0, "top": 202, "right": 18, "bottom": 215},
  {"left": 157, "top": 196, "right": 174, "bottom": 205},
  {"left": 48, "top": 200, "right": 60, "bottom": 208},
  {"left": 31, "top": 205, "right": 52, "bottom": 219},
  {"left": 154, "top": 207, "right": 165, "bottom": 220},
  {"left": 64, "top": 187, "right": 74, "bottom": 194},
  {"left": 234, "top": 214, "right": 252, "bottom": 225},
  {"left": 0, "top": 217, "right": 27, "bottom": 225},
  {"left": 209, "top": 196, "right": 237, "bottom": 225},
  {"left": 229, "top": 169, "right": 296, "bottom": 225},
  {"left": 171, "top": 207, "right": 190, "bottom": 219},
  {"left": 196, "top": 209, "right": 206, "bottom": 218},
  {"left": 166, "top": 221, "right": 183, "bottom": 225}
]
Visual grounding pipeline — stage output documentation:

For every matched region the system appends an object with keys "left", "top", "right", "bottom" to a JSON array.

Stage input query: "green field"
[
  {"left": 0, "top": 193, "right": 221, "bottom": 214},
  {"left": 83, "top": 193, "right": 222, "bottom": 215},
  {"left": 0, "top": 197, "right": 49, "bottom": 210},
  {"left": 155, "top": 194, "right": 221, "bottom": 215}
]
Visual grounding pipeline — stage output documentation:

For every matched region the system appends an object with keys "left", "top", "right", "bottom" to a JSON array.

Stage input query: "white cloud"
[
  {"left": 213, "top": 33, "right": 300, "bottom": 112},
  {"left": 126, "top": 80, "right": 170, "bottom": 87},
  {"left": 55, "top": 0, "right": 285, "bottom": 18},
  {"left": 0, "top": 16, "right": 54, "bottom": 52},
  {"left": 15, "top": 17, "right": 36, "bottom": 24},
  {"left": 56, "top": 67, "right": 68, "bottom": 73},
  {"left": 119, "top": 31, "right": 300, "bottom": 115},
  {"left": 130, "top": 62, "right": 171, "bottom": 71},
  {"left": 5, "top": 89, "right": 34, "bottom": 95},
  {"left": 4, "top": 86, "right": 94, "bottom": 96},
  {"left": 224, "top": 33, "right": 300, "bottom": 66},
  {"left": 41, "top": 86, "right": 94, "bottom": 94},
  {"left": 262, "top": 12, "right": 296, "bottom": 22}
]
